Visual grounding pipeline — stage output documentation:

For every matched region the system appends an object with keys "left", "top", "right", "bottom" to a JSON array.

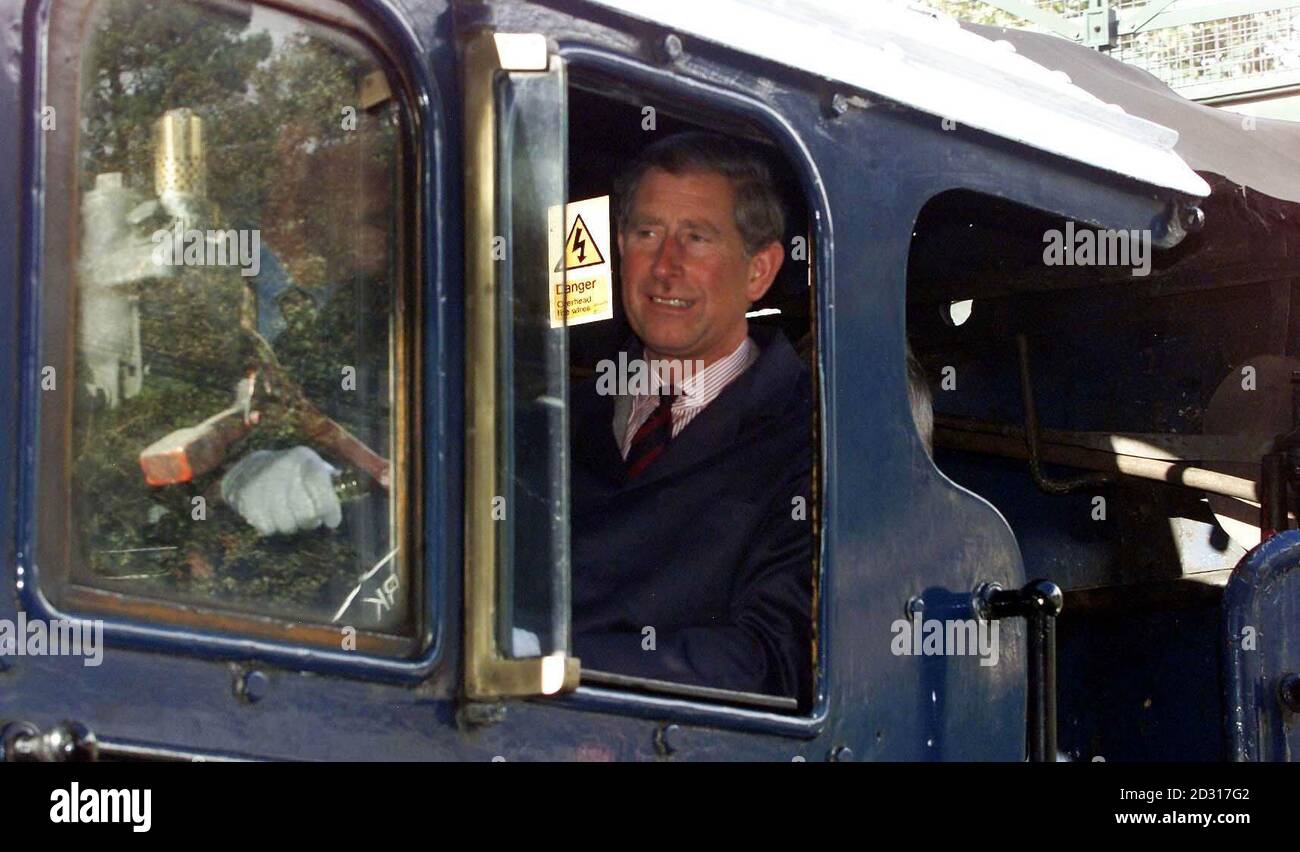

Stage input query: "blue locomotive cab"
[{"left": 1, "top": 0, "right": 1298, "bottom": 763}]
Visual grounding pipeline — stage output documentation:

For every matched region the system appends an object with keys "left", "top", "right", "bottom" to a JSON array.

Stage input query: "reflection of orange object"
[
  {"left": 139, "top": 405, "right": 253, "bottom": 486},
  {"left": 138, "top": 362, "right": 391, "bottom": 491}
]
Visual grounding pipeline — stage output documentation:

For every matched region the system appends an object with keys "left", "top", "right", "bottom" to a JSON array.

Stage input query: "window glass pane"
[
  {"left": 47, "top": 0, "right": 411, "bottom": 634},
  {"left": 494, "top": 66, "right": 570, "bottom": 659}
]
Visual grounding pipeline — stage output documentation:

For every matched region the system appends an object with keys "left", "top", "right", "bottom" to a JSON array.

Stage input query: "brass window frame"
[{"left": 461, "top": 29, "right": 580, "bottom": 699}]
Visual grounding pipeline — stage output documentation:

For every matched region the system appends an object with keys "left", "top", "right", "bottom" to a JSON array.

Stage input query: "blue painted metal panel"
[
  {"left": 1, "top": 0, "right": 25, "bottom": 646},
  {"left": 1224, "top": 531, "right": 1300, "bottom": 762}
]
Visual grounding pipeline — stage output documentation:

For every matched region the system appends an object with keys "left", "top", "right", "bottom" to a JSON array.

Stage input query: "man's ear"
[
  {"left": 616, "top": 229, "right": 625, "bottom": 257},
  {"left": 744, "top": 240, "right": 785, "bottom": 303}
]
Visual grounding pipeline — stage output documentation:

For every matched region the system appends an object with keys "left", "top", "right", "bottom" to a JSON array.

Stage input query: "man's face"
[{"left": 618, "top": 168, "right": 782, "bottom": 366}]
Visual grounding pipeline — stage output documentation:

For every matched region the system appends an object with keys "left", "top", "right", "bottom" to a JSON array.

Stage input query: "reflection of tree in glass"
[
  {"left": 80, "top": 0, "right": 272, "bottom": 194},
  {"left": 72, "top": 0, "right": 399, "bottom": 623}
]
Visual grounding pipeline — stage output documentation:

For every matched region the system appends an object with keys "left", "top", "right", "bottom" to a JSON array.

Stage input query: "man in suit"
[{"left": 571, "top": 132, "right": 813, "bottom": 703}]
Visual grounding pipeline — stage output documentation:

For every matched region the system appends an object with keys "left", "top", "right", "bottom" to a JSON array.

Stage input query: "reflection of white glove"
[{"left": 220, "top": 446, "right": 342, "bottom": 537}]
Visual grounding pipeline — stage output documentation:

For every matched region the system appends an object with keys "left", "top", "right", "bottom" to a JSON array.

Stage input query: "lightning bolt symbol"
[{"left": 572, "top": 225, "right": 587, "bottom": 263}]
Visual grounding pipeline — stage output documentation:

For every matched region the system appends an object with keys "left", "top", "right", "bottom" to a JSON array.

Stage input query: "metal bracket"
[
  {"left": 976, "top": 580, "right": 1064, "bottom": 762},
  {"left": 1, "top": 720, "right": 99, "bottom": 762}
]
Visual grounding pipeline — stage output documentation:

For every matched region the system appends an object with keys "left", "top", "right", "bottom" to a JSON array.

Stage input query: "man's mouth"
[{"left": 648, "top": 295, "right": 693, "bottom": 309}]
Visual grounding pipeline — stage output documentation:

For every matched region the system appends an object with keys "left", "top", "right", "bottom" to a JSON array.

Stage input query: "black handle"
[{"left": 977, "top": 579, "right": 1064, "bottom": 762}]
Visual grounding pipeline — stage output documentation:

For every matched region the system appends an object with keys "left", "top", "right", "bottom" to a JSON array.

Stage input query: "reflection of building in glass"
[
  {"left": 921, "top": 1, "right": 1300, "bottom": 119},
  {"left": 79, "top": 108, "right": 216, "bottom": 410},
  {"left": 78, "top": 172, "right": 151, "bottom": 409}
]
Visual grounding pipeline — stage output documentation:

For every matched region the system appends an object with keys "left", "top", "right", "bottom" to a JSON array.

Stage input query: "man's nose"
[{"left": 651, "top": 233, "right": 683, "bottom": 282}]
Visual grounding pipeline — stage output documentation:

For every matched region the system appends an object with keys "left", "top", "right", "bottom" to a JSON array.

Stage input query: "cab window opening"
[
  {"left": 557, "top": 78, "right": 820, "bottom": 713},
  {"left": 907, "top": 187, "right": 1277, "bottom": 759},
  {"left": 907, "top": 188, "right": 1244, "bottom": 591}
]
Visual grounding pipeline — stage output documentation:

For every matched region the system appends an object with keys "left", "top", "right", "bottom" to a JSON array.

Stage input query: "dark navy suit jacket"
[{"left": 571, "top": 325, "right": 813, "bottom": 702}]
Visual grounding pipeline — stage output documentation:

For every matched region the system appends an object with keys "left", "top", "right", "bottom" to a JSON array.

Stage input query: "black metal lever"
[
  {"left": 1, "top": 720, "right": 251, "bottom": 761},
  {"left": 1, "top": 720, "right": 99, "bottom": 762},
  {"left": 976, "top": 579, "right": 1064, "bottom": 762}
]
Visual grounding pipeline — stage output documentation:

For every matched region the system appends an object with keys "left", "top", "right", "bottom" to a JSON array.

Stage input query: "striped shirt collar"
[
  {"left": 631, "top": 336, "right": 758, "bottom": 403},
  {"left": 618, "top": 335, "right": 760, "bottom": 457},
  {"left": 671, "top": 336, "right": 758, "bottom": 408}
]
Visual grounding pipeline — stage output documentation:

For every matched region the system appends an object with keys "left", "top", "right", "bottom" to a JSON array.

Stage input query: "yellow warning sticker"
[{"left": 548, "top": 195, "right": 614, "bottom": 328}]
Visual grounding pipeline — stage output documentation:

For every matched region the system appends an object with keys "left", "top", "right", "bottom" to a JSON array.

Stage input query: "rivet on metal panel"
[
  {"left": 659, "top": 33, "right": 683, "bottom": 64},
  {"left": 655, "top": 723, "right": 680, "bottom": 756},
  {"left": 459, "top": 701, "right": 507, "bottom": 728},
  {"left": 905, "top": 595, "right": 925, "bottom": 619},
  {"left": 235, "top": 669, "right": 269, "bottom": 704},
  {"left": 1179, "top": 204, "right": 1205, "bottom": 234},
  {"left": 826, "top": 93, "right": 871, "bottom": 119},
  {"left": 972, "top": 581, "right": 999, "bottom": 621},
  {"left": 829, "top": 745, "right": 854, "bottom": 762}
]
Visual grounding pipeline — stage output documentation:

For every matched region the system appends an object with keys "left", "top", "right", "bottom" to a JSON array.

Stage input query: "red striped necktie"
[{"left": 625, "top": 391, "right": 676, "bottom": 479}]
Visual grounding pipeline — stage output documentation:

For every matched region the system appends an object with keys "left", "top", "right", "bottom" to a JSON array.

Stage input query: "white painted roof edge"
[{"left": 587, "top": 0, "right": 1211, "bottom": 198}]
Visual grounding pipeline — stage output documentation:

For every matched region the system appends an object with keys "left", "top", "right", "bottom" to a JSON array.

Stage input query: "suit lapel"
[
  {"left": 571, "top": 328, "right": 804, "bottom": 492},
  {"left": 572, "top": 379, "right": 628, "bottom": 486},
  {"left": 623, "top": 367, "right": 754, "bottom": 489}
]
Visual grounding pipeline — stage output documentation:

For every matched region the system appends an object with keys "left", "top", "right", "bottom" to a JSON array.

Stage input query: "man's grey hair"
[
  {"left": 906, "top": 341, "right": 933, "bottom": 455},
  {"left": 615, "top": 131, "right": 786, "bottom": 256}
]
